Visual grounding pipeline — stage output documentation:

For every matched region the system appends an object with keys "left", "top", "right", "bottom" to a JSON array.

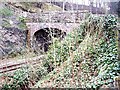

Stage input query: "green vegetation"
[
  {"left": 1, "top": 65, "right": 48, "bottom": 89},
  {"left": 1, "top": 14, "right": 119, "bottom": 89},
  {"left": 1, "top": 18, "right": 11, "bottom": 28},
  {"left": 35, "top": 14, "right": 119, "bottom": 88},
  {"left": 0, "top": 6, "right": 13, "bottom": 28},
  {"left": 0, "top": 6, "right": 13, "bottom": 17},
  {"left": 2, "top": 68, "right": 29, "bottom": 90},
  {"left": 18, "top": 16, "right": 27, "bottom": 30}
]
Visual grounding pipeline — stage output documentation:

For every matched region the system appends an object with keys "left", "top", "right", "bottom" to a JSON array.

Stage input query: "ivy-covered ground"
[{"left": 1, "top": 14, "right": 120, "bottom": 89}]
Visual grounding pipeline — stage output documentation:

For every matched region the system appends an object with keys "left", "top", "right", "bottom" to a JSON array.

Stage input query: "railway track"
[{"left": 0, "top": 55, "right": 45, "bottom": 73}]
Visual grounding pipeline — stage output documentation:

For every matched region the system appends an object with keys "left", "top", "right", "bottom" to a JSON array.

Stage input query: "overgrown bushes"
[
  {"left": 44, "top": 24, "right": 86, "bottom": 71},
  {"left": 2, "top": 68, "right": 29, "bottom": 90},
  {"left": 1, "top": 14, "right": 119, "bottom": 89},
  {"left": 0, "top": 6, "right": 13, "bottom": 17},
  {"left": 1, "top": 65, "right": 48, "bottom": 89},
  {"left": 36, "top": 14, "right": 119, "bottom": 88}
]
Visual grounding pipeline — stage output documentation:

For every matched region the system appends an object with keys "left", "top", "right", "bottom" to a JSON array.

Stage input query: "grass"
[
  {"left": 1, "top": 13, "right": 119, "bottom": 89},
  {"left": 34, "top": 15, "right": 104, "bottom": 88},
  {"left": 11, "top": 2, "right": 62, "bottom": 13},
  {"left": 34, "top": 15, "right": 119, "bottom": 88},
  {"left": 41, "top": 3, "right": 62, "bottom": 11}
]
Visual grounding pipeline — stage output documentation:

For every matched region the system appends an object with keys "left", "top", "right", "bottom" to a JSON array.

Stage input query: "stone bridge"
[
  {"left": 25, "top": 11, "right": 86, "bottom": 52},
  {"left": 26, "top": 23, "right": 80, "bottom": 39}
]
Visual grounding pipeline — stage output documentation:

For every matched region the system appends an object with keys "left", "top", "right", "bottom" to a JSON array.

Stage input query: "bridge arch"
[
  {"left": 32, "top": 28, "right": 66, "bottom": 53},
  {"left": 26, "top": 23, "right": 80, "bottom": 53}
]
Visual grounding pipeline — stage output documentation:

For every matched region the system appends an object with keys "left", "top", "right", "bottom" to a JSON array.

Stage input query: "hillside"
[
  {"left": 34, "top": 14, "right": 119, "bottom": 88},
  {"left": 8, "top": 2, "right": 62, "bottom": 13},
  {"left": 0, "top": 1, "right": 120, "bottom": 90}
]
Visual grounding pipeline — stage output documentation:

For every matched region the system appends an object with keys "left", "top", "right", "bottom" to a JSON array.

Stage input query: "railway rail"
[{"left": 0, "top": 55, "right": 45, "bottom": 73}]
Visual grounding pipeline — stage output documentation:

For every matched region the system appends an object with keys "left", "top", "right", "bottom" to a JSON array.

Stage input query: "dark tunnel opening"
[{"left": 32, "top": 28, "right": 66, "bottom": 53}]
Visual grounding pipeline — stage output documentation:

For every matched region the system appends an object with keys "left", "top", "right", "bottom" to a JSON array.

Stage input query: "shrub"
[
  {"left": 0, "top": 6, "right": 13, "bottom": 17},
  {"left": 2, "top": 68, "right": 29, "bottom": 90},
  {"left": 103, "top": 15, "right": 117, "bottom": 30},
  {"left": 82, "top": 15, "right": 119, "bottom": 88},
  {"left": 37, "top": 14, "right": 119, "bottom": 89},
  {"left": 43, "top": 25, "right": 86, "bottom": 72},
  {"left": 18, "top": 16, "right": 27, "bottom": 30}
]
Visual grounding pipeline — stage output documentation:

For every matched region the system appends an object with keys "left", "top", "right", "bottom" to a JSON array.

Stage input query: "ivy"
[
  {"left": 2, "top": 68, "right": 29, "bottom": 90},
  {"left": 0, "top": 6, "right": 13, "bottom": 17},
  {"left": 18, "top": 16, "right": 27, "bottom": 30}
]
